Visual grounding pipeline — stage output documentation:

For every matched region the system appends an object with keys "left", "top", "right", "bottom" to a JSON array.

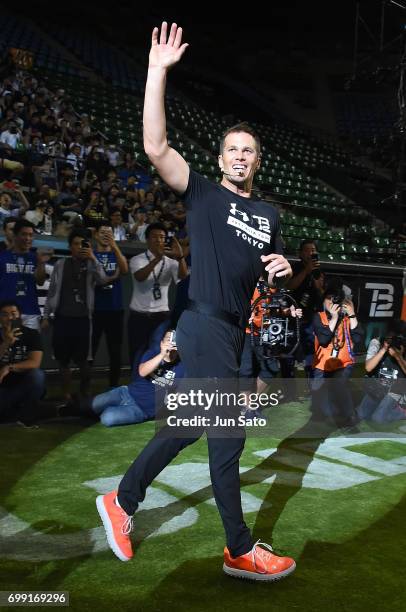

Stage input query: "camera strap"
[{"left": 145, "top": 252, "right": 165, "bottom": 287}]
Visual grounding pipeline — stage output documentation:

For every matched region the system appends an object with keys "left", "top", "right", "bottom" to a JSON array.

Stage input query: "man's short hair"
[
  {"left": 13, "top": 219, "right": 35, "bottom": 235},
  {"left": 94, "top": 220, "right": 111, "bottom": 232},
  {"left": 68, "top": 228, "right": 90, "bottom": 245},
  {"left": 145, "top": 222, "right": 167, "bottom": 240},
  {"left": 299, "top": 239, "right": 317, "bottom": 252},
  {"left": 219, "top": 122, "right": 261, "bottom": 156},
  {"left": 0, "top": 300, "right": 21, "bottom": 313}
]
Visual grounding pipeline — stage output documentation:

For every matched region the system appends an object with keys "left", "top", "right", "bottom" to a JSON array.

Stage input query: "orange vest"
[
  {"left": 246, "top": 286, "right": 276, "bottom": 335},
  {"left": 313, "top": 311, "right": 355, "bottom": 372}
]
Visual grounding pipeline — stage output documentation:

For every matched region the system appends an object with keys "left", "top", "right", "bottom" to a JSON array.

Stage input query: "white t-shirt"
[
  {"left": 0, "top": 130, "right": 21, "bottom": 148},
  {"left": 129, "top": 249, "right": 178, "bottom": 312}
]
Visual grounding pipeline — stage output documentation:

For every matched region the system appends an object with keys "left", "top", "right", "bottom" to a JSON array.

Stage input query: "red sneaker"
[
  {"left": 223, "top": 540, "right": 296, "bottom": 581},
  {"left": 96, "top": 490, "right": 133, "bottom": 561}
]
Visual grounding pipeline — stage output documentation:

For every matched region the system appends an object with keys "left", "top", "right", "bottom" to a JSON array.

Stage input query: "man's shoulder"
[
  {"left": 21, "top": 325, "right": 41, "bottom": 340},
  {"left": 130, "top": 251, "right": 146, "bottom": 262},
  {"left": 182, "top": 169, "right": 218, "bottom": 198}
]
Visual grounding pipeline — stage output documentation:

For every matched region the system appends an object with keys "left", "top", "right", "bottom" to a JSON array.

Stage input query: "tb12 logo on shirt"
[{"left": 227, "top": 203, "right": 271, "bottom": 249}]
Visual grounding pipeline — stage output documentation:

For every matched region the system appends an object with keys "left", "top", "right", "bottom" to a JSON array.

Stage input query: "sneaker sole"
[
  {"left": 96, "top": 495, "right": 132, "bottom": 562},
  {"left": 222, "top": 561, "right": 296, "bottom": 581}
]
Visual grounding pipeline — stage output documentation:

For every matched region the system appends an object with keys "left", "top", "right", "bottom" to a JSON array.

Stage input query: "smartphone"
[
  {"left": 165, "top": 236, "right": 173, "bottom": 248},
  {"left": 169, "top": 330, "right": 177, "bottom": 346},
  {"left": 82, "top": 240, "right": 90, "bottom": 248},
  {"left": 10, "top": 319, "right": 22, "bottom": 332},
  {"left": 311, "top": 253, "right": 319, "bottom": 261}
]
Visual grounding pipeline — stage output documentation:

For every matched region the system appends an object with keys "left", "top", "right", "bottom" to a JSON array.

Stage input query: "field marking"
[{"left": 1, "top": 434, "right": 405, "bottom": 561}]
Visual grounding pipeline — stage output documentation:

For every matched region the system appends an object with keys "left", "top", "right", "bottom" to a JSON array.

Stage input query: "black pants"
[
  {"left": 118, "top": 309, "right": 253, "bottom": 557},
  {"left": 92, "top": 310, "right": 124, "bottom": 388},
  {"left": 127, "top": 310, "right": 170, "bottom": 372}
]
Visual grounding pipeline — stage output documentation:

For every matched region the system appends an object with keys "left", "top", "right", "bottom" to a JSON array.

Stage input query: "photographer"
[
  {"left": 0, "top": 300, "right": 45, "bottom": 423},
  {"left": 357, "top": 320, "right": 406, "bottom": 423},
  {"left": 128, "top": 222, "right": 188, "bottom": 370},
  {"left": 43, "top": 229, "right": 108, "bottom": 401},
  {"left": 92, "top": 222, "right": 128, "bottom": 389},
  {"left": 286, "top": 240, "right": 325, "bottom": 378},
  {"left": 311, "top": 286, "right": 364, "bottom": 427},
  {"left": 84, "top": 328, "right": 184, "bottom": 427}
]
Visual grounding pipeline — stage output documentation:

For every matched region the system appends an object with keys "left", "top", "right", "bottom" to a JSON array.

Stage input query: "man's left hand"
[
  {"left": 261, "top": 253, "right": 292, "bottom": 285},
  {"left": 79, "top": 246, "right": 95, "bottom": 261},
  {"left": 165, "top": 237, "right": 183, "bottom": 260}
]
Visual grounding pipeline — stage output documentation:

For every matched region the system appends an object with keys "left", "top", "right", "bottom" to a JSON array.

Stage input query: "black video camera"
[{"left": 250, "top": 287, "right": 300, "bottom": 358}]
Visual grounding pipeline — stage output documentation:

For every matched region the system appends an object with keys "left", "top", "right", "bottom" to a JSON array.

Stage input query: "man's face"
[
  {"left": 0, "top": 194, "right": 12, "bottom": 208},
  {"left": 136, "top": 211, "right": 147, "bottom": 223},
  {"left": 95, "top": 226, "right": 111, "bottom": 248},
  {"left": 218, "top": 132, "right": 260, "bottom": 185},
  {"left": 300, "top": 242, "right": 317, "bottom": 263},
  {"left": 110, "top": 212, "right": 122, "bottom": 226},
  {"left": 147, "top": 229, "right": 166, "bottom": 252},
  {"left": 0, "top": 305, "right": 20, "bottom": 327},
  {"left": 14, "top": 227, "right": 33, "bottom": 252}
]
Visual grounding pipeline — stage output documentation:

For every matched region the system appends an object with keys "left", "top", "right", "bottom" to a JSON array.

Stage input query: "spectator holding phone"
[
  {"left": 82, "top": 328, "right": 184, "bottom": 426},
  {"left": 43, "top": 229, "right": 108, "bottom": 401},
  {"left": 0, "top": 219, "right": 49, "bottom": 330},
  {"left": 0, "top": 300, "right": 45, "bottom": 424},
  {"left": 128, "top": 222, "right": 188, "bottom": 371},
  {"left": 92, "top": 222, "right": 128, "bottom": 388}
]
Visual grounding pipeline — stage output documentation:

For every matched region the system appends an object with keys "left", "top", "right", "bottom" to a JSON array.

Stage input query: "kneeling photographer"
[
  {"left": 311, "top": 285, "right": 364, "bottom": 427},
  {"left": 357, "top": 320, "right": 406, "bottom": 423}
]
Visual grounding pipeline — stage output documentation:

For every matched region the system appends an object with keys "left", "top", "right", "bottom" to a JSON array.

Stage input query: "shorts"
[
  {"left": 53, "top": 315, "right": 90, "bottom": 365},
  {"left": 239, "top": 334, "right": 279, "bottom": 390}
]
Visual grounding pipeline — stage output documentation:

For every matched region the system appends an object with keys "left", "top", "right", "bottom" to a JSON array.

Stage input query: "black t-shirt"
[
  {"left": 290, "top": 260, "right": 323, "bottom": 321},
  {"left": 182, "top": 171, "right": 283, "bottom": 323},
  {"left": 0, "top": 325, "right": 43, "bottom": 365}
]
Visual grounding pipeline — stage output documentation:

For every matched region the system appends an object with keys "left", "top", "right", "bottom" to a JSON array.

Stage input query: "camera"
[
  {"left": 386, "top": 335, "right": 405, "bottom": 350},
  {"left": 331, "top": 295, "right": 343, "bottom": 306},
  {"left": 250, "top": 288, "right": 300, "bottom": 358}
]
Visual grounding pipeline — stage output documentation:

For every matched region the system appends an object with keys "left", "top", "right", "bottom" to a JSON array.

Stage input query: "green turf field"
[{"left": 1, "top": 402, "right": 405, "bottom": 612}]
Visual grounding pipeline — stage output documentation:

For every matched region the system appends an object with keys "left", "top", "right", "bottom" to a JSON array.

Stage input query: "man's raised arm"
[{"left": 143, "top": 22, "right": 190, "bottom": 194}]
